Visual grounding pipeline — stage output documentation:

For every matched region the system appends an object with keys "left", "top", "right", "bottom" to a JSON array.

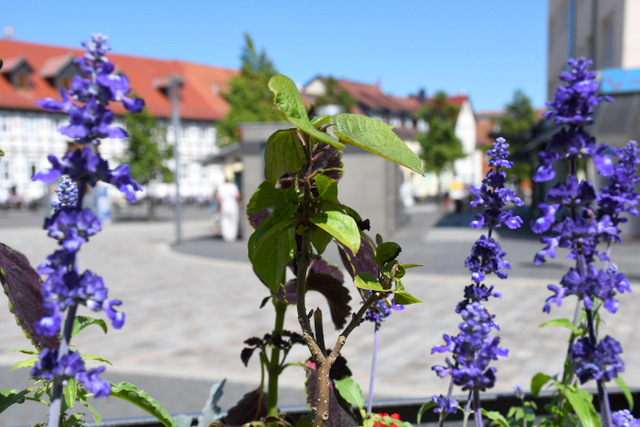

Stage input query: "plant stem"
[
  {"left": 473, "top": 389, "right": 482, "bottom": 427},
  {"left": 48, "top": 303, "right": 78, "bottom": 427},
  {"left": 267, "top": 301, "right": 287, "bottom": 419},
  {"left": 367, "top": 323, "right": 380, "bottom": 413}
]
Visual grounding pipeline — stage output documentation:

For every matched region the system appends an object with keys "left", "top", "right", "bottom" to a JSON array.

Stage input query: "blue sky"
[{"left": 3, "top": 1, "right": 549, "bottom": 112}]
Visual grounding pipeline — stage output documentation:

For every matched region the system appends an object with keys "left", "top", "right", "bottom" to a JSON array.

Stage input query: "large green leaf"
[
  {"left": 64, "top": 378, "right": 77, "bottom": 409},
  {"left": 264, "top": 128, "right": 307, "bottom": 185},
  {"left": 268, "top": 75, "right": 344, "bottom": 149},
  {"left": 315, "top": 174, "right": 338, "bottom": 202},
  {"left": 331, "top": 113, "right": 423, "bottom": 174},
  {"left": 309, "top": 210, "right": 360, "bottom": 254},
  {"left": 353, "top": 272, "right": 383, "bottom": 292},
  {"left": 0, "top": 389, "right": 29, "bottom": 413},
  {"left": 110, "top": 382, "right": 177, "bottom": 427},
  {"left": 248, "top": 217, "right": 296, "bottom": 292},
  {"left": 333, "top": 377, "right": 364, "bottom": 411},
  {"left": 614, "top": 376, "right": 634, "bottom": 410},
  {"left": 530, "top": 372, "right": 552, "bottom": 397},
  {"left": 392, "top": 290, "right": 421, "bottom": 305},
  {"left": 555, "top": 382, "right": 600, "bottom": 427}
]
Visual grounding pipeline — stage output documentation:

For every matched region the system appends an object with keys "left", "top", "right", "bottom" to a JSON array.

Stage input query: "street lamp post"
[{"left": 169, "top": 74, "right": 184, "bottom": 243}]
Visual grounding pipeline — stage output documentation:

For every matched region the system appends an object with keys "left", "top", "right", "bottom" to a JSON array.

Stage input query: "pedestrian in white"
[{"left": 216, "top": 178, "right": 240, "bottom": 242}]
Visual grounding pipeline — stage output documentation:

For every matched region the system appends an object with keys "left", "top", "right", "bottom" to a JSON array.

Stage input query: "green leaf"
[
  {"left": 247, "top": 182, "right": 288, "bottom": 214},
  {"left": 11, "top": 357, "right": 38, "bottom": 371},
  {"left": 110, "top": 382, "right": 178, "bottom": 427},
  {"left": 392, "top": 290, "right": 421, "bottom": 305},
  {"left": 72, "top": 316, "right": 108, "bottom": 337},
  {"left": 539, "top": 318, "right": 581, "bottom": 334},
  {"left": 0, "top": 389, "right": 29, "bottom": 413},
  {"left": 79, "top": 353, "right": 112, "bottom": 365},
  {"left": 311, "top": 115, "right": 331, "bottom": 128},
  {"left": 314, "top": 174, "right": 338, "bottom": 202},
  {"left": 375, "top": 242, "right": 401, "bottom": 266},
  {"left": 64, "top": 378, "right": 77, "bottom": 409},
  {"left": 264, "top": 128, "right": 307, "bottom": 185},
  {"left": 309, "top": 210, "right": 360, "bottom": 254},
  {"left": 268, "top": 75, "right": 344, "bottom": 149},
  {"left": 331, "top": 113, "right": 423, "bottom": 174},
  {"left": 614, "top": 376, "right": 634, "bottom": 410},
  {"left": 297, "top": 415, "right": 314, "bottom": 427},
  {"left": 78, "top": 396, "right": 102, "bottom": 424},
  {"left": 482, "top": 409, "right": 510, "bottom": 427},
  {"left": 530, "top": 372, "right": 552, "bottom": 397},
  {"left": 0, "top": 149, "right": 4, "bottom": 157},
  {"left": 416, "top": 401, "right": 437, "bottom": 424},
  {"left": 333, "top": 377, "right": 364, "bottom": 411},
  {"left": 353, "top": 272, "right": 383, "bottom": 292},
  {"left": 555, "top": 382, "right": 600, "bottom": 427},
  {"left": 311, "top": 228, "right": 332, "bottom": 255},
  {"left": 248, "top": 217, "right": 296, "bottom": 292}
]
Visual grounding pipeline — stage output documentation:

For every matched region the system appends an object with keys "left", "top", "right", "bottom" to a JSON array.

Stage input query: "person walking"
[{"left": 216, "top": 177, "right": 240, "bottom": 242}]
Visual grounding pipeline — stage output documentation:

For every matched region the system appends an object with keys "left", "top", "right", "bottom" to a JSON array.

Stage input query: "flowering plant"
[{"left": 0, "top": 34, "right": 178, "bottom": 427}]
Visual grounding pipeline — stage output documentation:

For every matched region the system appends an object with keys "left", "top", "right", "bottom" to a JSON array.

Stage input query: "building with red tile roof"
[
  {"left": 0, "top": 38, "right": 237, "bottom": 205},
  {"left": 303, "top": 76, "right": 482, "bottom": 198}
]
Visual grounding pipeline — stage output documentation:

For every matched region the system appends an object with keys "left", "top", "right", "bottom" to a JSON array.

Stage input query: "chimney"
[{"left": 4, "top": 27, "right": 13, "bottom": 39}]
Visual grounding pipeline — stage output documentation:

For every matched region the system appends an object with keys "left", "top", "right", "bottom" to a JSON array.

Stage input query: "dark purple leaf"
[
  {"left": 307, "top": 272, "right": 351, "bottom": 330},
  {"left": 311, "top": 259, "right": 344, "bottom": 283},
  {"left": 225, "top": 387, "right": 268, "bottom": 425},
  {"left": 0, "top": 243, "right": 58, "bottom": 351},
  {"left": 240, "top": 347, "right": 256, "bottom": 367},
  {"left": 338, "top": 236, "right": 378, "bottom": 279}
]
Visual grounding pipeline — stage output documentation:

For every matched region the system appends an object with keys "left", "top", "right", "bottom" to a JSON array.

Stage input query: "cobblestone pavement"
[{"left": 1, "top": 205, "right": 639, "bottom": 426}]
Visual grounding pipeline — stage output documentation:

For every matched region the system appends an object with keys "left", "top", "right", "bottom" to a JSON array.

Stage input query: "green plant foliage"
[
  {"left": 268, "top": 75, "right": 344, "bottom": 149},
  {"left": 308, "top": 211, "right": 360, "bottom": 254},
  {"left": 0, "top": 389, "right": 29, "bottom": 413},
  {"left": 110, "top": 382, "right": 178, "bottom": 427},
  {"left": 539, "top": 318, "right": 582, "bottom": 335},
  {"left": 248, "top": 216, "right": 296, "bottom": 291},
  {"left": 264, "top": 129, "right": 307, "bottom": 185},
  {"left": 71, "top": 316, "right": 108, "bottom": 337},
  {"left": 331, "top": 113, "right": 423, "bottom": 174},
  {"left": 555, "top": 382, "right": 600, "bottom": 427},
  {"left": 333, "top": 377, "right": 364, "bottom": 411}
]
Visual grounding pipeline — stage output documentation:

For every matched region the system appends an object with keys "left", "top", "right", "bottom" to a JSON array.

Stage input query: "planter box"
[{"left": 89, "top": 389, "right": 640, "bottom": 426}]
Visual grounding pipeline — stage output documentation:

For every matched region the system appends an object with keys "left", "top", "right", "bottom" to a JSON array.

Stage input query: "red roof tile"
[{"left": 0, "top": 39, "right": 237, "bottom": 121}]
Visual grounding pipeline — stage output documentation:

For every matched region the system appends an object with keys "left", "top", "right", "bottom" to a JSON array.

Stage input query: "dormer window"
[
  {"left": 40, "top": 54, "right": 81, "bottom": 90},
  {"left": 1, "top": 56, "right": 34, "bottom": 90}
]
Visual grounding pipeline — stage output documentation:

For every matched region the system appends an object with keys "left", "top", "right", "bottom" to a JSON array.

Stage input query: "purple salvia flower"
[
  {"left": 31, "top": 34, "right": 143, "bottom": 406},
  {"left": 570, "top": 335, "right": 624, "bottom": 384},
  {"left": 364, "top": 296, "right": 404, "bottom": 323},
  {"left": 612, "top": 410, "right": 640, "bottom": 427},
  {"left": 431, "top": 394, "right": 458, "bottom": 414},
  {"left": 432, "top": 302, "right": 508, "bottom": 391}
]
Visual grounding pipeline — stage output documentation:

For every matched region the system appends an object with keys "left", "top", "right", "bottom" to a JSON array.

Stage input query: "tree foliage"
[
  {"left": 314, "top": 77, "right": 358, "bottom": 113},
  {"left": 493, "top": 89, "right": 537, "bottom": 182},
  {"left": 415, "top": 91, "right": 465, "bottom": 185},
  {"left": 216, "top": 33, "right": 283, "bottom": 146},
  {"left": 122, "top": 109, "right": 173, "bottom": 187}
]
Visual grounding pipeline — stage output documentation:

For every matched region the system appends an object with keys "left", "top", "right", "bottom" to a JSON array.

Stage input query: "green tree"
[
  {"left": 314, "top": 77, "right": 357, "bottom": 113},
  {"left": 122, "top": 109, "right": 173, "bottom": 219},
  {"left": 216, "top": 33, "right": 283, "bottom": 146},
  {"left": 494, "top": 89, "right": 536, "bottom": 182},
  {"left": 416, "top": 91, "right": 465, "bottom": 196}
]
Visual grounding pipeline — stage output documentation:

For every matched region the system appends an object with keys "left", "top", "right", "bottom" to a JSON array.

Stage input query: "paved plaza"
[{"left": 1, "top": 204, "right": 640, "bottom": 426}]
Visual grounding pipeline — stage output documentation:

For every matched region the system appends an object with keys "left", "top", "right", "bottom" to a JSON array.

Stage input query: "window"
[
  {"left": 16, "top": 73, "right": 30, "bottom": 90},
  {"left": 59, "top": 77, "right": 73, "bottom": 90}
]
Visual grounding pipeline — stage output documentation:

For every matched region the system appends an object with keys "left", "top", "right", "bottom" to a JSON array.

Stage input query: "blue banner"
[{"left": 600, "top": 68, "right": 640, "bottom": 94}]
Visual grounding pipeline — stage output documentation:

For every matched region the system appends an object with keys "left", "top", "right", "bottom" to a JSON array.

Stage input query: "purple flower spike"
[
  {"left": 432, "top": 394, "right": 458, "bottom": 414},
  {"left": 432, "top": 302, "right": 508, "bottom": 391}
]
